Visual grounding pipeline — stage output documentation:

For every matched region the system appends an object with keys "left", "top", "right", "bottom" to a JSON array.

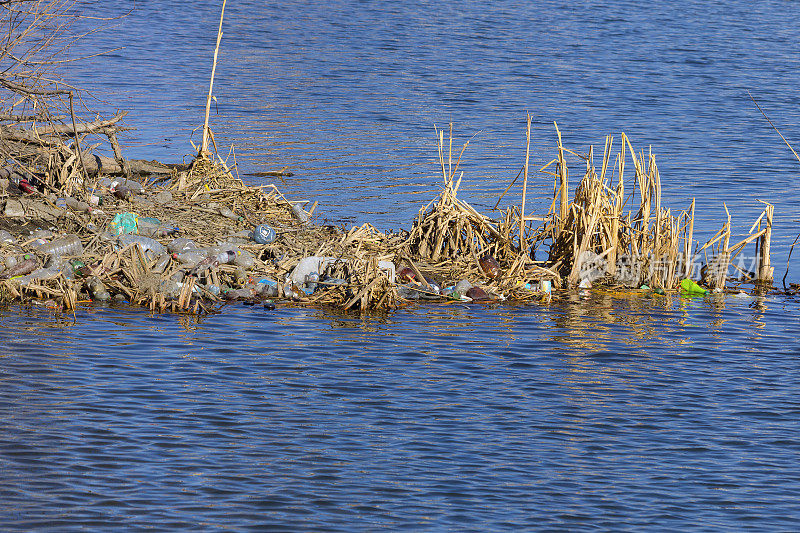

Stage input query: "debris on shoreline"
[{"left": 0, "top": 114, "right": 779, "bottom": 315}]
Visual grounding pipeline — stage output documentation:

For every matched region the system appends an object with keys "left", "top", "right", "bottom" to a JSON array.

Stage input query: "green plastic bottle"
[{"left": 680, "top": 278, "right": 707, "bottom": 296}]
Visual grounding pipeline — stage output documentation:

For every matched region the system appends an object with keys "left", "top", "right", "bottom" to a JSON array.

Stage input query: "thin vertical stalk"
[{"left": 201, "top": 0, "right": 227, "bottom": 157}]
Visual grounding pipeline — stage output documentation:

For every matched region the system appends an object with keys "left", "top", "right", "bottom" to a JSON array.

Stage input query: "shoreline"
[{"left": 0, "top": 119, "right": 783, "bottom": 316}]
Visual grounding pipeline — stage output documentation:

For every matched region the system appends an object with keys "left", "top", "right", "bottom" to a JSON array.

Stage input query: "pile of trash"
[
  {"left": 0, "top": 124, "right": 778, "bottom": 315},
  {"left": 0, "top": 154, "right": 557, "bottom": 314}
]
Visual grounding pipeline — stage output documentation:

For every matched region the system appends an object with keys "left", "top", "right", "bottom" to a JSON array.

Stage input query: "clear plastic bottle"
[
  {"left": 86, "top": 276, "right": 111, "bottom": 301},
  {"left": 454, "top": 279, "right": 473, "bottom": 297},
  {"left": 33, "top": 234, "right": 83, "bottom": 257},
  {"left": 305, "top": 272, "right": 319, "bottom": 293},
  {"left": 257, "top": 278, "right": 279, "bottom": 297},
  {"left": 219, "top": 206, "right": 243, "bottom": 221},
  {"left": 17, "top": 265, "right": 61, "bottom": 286},
  {"left": 232, "top": 249, "right": 254, "bottom": 268},
  {"left": 168, "top": 238, "right": 197, "bottom": 254},
  {"left": 173, "top": 249, "right": 207, "bottom": 266},
  {"left": 118, "top": 234, "right": 166, "bottom": 256},
  {"left": 290, "top": 202, "right": 309, "bottom": 223}
]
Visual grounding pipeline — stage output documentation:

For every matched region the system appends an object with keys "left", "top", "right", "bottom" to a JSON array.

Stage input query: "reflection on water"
[
  {"left": 7, "top": 0, "right": 800, "bottom": 529},
  {"left": 1, "top": 292, "right": 799, "bottom": 529}
]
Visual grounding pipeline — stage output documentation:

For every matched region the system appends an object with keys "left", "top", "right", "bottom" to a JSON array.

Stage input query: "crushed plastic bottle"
[
  {"left": 159, "top": 279, "right": 183, "bottom": 299},
  {"left": 378, "top": 260, "right": 396, "bottom": 284},
  {"left": 397, "top": 284, "right": 421, "bottom": 299},
  {"left": 420, "top": 280, "right": 442, "bottom": 299},
  {"left": 188, "top": 249, "right": 238, "bottom": 275},
  {"left": 232, "top": 249, "right": 254, "bottom": 268},
  {"left": 152, "top": 254, "right": 171, "bottom": 274},
  {"left": 173, "top": 249, "right": 207, "bottom": 266},
  {"left": 305, "top": 272, "right": 319, "bottom": 293},
  {"left": 539, "top": 280, "right": 552, "bottom": 294},
  {"left": 62, "top": 196, "right": 92, "bottom": 213},
  {"left": 223, "top": 286, "right": 257, "bottom": 300},
  {"left": 257, "top": 278, "right": 279, "bottom": 297},
  {"left": 289, "top": 256, "right": 341, "bottom": 285},
  {"left": 137, "top": 216, "right": 179, "bottom": 238},
  {"left": 398, "top": 266, "right": 416, "bottom": 282},
  {"left": 454, "top": 279, "right": 473, "bottom": 297}
]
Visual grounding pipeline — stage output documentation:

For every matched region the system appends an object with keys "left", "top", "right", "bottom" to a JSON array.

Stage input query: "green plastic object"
[
  {"left": 680, "top": 278, "right": 707, "bottom": 296},
  {"left": 654, "top": 287, "right": 666, "bottom": 295},
  {"left": 110, "top": 212, "right": 139, "bottom": 235}
]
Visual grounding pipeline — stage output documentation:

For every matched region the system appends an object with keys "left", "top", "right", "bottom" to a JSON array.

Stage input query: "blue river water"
[{"left": 3, "top": 1, "right": 800, "bottom": 530}]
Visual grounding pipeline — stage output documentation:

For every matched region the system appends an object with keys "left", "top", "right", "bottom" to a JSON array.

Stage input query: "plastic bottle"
[
  {"left": 173, "top": 249, "right": 208, "bottom": 266},
  {"left": 223, "top": 287, "right": 256, "bottom": 300},
  {"left": 257, "top": 278, "right": 279, "bottom": 297},
  {"left": 253, "top": 224, "right": 277, "bottom": 244},
  {"left": 159, "top": 279, "right": 183, "bottom": 299},
  {"left": 204, "top": 283, "right": 221, "bottom": 296},
  {"left": 4, "top": 254, "right": 18, "bottom": 271},
  {"left": 454, "top": 279, "right": 473, "bottom": 297},
  {"left": 0, "top": 230, "right": 15, "bottom": 244},
  {"left": 17, "top": 265, "right": 61, "bottom": 286},
  {"left": 63, "top": 197, "right": 92, "bottom": 213},
  {"left": 398, "top": 284, "right": 421, "bottom": 300},
  {"left": 212, "top": 249, "right": 237, "bottom": 265},
  {"left": 118, "top": 234, "right": 167, "bottom": 256},
  {"left": 305, "top": 272, "right": 319, "bottom": 293},
  {"left": 99, "top": 177, "right": 144, "bottom": 194},
  {"left": 152, "top": 253, "right": 171, "bottom": 273},
  {"left": 168, "top": 238, "right": 197, "bottom": 254},
  {"left": 479, "top": 255, "right": 500, "bottom": 279},
  {"left": 378, "top": 260, "right": 396, "bottom": 284},
  {"left": 289, "top": 256, "right": 339, "bottom": 285},
  {"left": 32, "top": 234, "right": 83, "bottom": 257},
  {"left": 466, "top": 286, "right": 490, "bottom": 301},
  {"left": 427, "top": 280, "right": 443, "bottom": 299},
  {"left": 398, "top": 266, "right": 416, "bottom": 282},
  {"left": 232, "top": 249, "right": 254, "bottom": 268},
  {"left": 219, "top": 206, "right": 243, "bottom": 221},
  {"left": 188, "top": 249, "right": 237, "bottom": 275},
  {"left": 2, "top": 256, "right": 37, "bottom": 279},
  {"left": 290, "top": 202, "right": 309, "bottom": 223},
  {"left": 680, "top": 278, "right": 707, "bottom": 296},
  {"left": 86, "top": 276, "right": 111, "bottom": 301},
  {"left": 137, "top": 217, "right": 178, "bottom": 238}
]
